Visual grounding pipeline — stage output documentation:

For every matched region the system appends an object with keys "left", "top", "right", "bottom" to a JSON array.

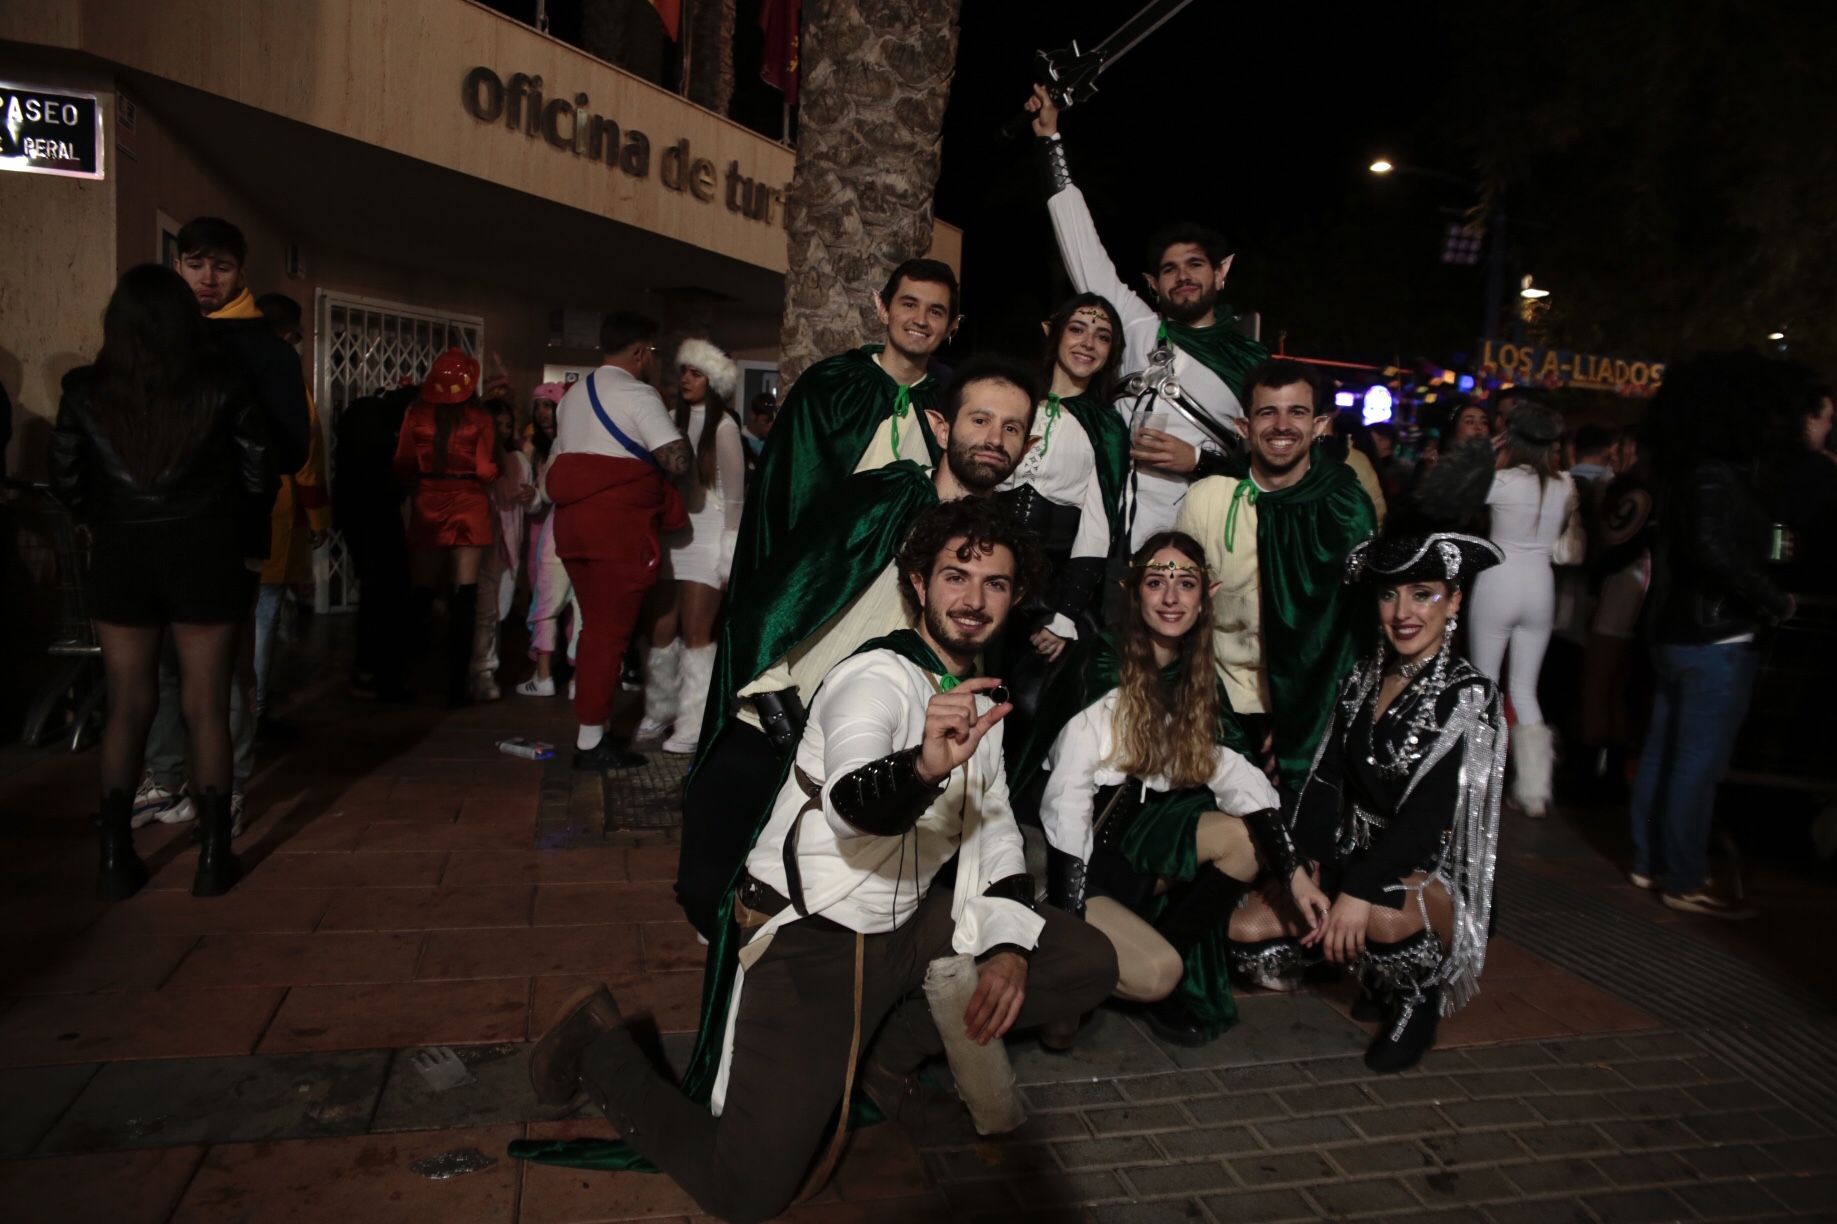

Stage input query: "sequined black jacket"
[{"left": 1291, "top": 661, "right": 1497, "bottom": 907}]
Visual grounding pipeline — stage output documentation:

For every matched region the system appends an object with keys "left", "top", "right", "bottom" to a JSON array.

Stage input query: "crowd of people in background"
[{"left": 33, "top": 117, "right": 1837, "bottom": 1219}]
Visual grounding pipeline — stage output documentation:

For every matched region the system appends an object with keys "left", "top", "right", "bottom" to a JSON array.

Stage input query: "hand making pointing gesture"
[{"left": 914, "top": 676, "right": 1012, "bottom": 785}]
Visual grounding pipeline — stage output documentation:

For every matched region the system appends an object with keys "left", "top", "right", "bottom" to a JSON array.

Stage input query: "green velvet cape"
[
  {"left": 727, "top": 346, "right": 941, "bottom": 610},
  {"left": 1215, "top": 448, "right": 1377, "bottom": 788},
  {"left": 1056, "top": 391, "right": 1131, "bottom": 538},
  {"left": 1158, "top": 317, "right": 1270, "bottom": 404},
  {"left": 509, "top": 628, "right": 950, "bottom": 1172},
  {"left": 695, "top": 461, "right": 939, "bottom": 765}
]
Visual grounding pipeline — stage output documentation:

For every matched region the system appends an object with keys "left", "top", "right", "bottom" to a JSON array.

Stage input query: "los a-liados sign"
[
  {"left": 0, "top": 82, "right": 103, "bottom": 180},
  {"left": 461, "top": 66, "right": 787, "bottom": 228},
  {"left": 1480, "top": 339, "right": 1664, "bottom": 397}
]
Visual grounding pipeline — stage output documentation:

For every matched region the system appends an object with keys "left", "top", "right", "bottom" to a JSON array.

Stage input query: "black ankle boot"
[
  {"left": 1350, "top": 988, "right": 1386, "bottom": 1022},
  {"left": 192, "top": 788, "right": 244, "bottom": 898},
  {"left": 1156, "top": 865, "right": 1254, "bottom": 956},
  {"left": 447, "top": 584, "right": 479, "bottom": 707},
  {"left": 97, "top": 789, "right": 149, "bottom": 900},
  {"left": 1145, "top": 996, "right": 1214, "bottom": 1047},
  {"left": 1364, "top": 987, "right": 1440, "bottom": 1073}
]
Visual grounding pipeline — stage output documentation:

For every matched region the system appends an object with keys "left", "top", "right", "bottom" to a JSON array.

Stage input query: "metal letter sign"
[{"left": 0, "top": 82, "right": 105, "bottom": 180}]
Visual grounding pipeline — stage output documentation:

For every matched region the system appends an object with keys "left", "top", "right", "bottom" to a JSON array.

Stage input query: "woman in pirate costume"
[
  {"left": 1040, "top": 531, "right": 1296, "bottom": 1047},
  {"left": 994, "top": 293, "right": 1131, "bottom": 737},
  {"left": 1232, "top": 528, "right": 1508, "bottom": 1072}
]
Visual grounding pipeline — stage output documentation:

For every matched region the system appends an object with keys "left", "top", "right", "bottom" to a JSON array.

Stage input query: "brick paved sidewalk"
[{"left": 0, "top": 653, "right": 1832, "bottom": 1223}]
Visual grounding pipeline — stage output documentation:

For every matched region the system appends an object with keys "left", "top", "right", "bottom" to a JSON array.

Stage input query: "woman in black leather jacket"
[
  {"left": 50, "top": 264, "right": 276, "bottom": 901},
  {"left": 1628, "top": 353, "right": 1795, "bottom": 920}
]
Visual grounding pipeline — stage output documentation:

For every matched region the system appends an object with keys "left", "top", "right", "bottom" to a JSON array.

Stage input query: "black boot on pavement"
[
  {"left": 191, "top": 788, "right": 244, "bottom": 898},
  {"left": 1364, "top": 987, "right": 1441, "bottom": 1073},
  {"left": 573, "top": 740, "right": 647, "bottom": 770},
  {"left": 1146, "top": 865, "right": 1253, "bottom": 1047},
  {"left": 97, "top": 789, "right": 149, "bottom": 900}
]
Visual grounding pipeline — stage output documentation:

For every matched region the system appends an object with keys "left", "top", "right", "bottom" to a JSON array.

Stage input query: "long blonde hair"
[{"left": 1109, "top": 531, "right": 1222, "bottom": 789}]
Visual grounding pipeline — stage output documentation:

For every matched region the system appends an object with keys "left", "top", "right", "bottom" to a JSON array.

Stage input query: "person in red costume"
[
  {"left": 393, "top": 348, "right": 499, "bottom": 705},
  {"left": 544, "top": 311, "right": 690, "bottom": 769}
]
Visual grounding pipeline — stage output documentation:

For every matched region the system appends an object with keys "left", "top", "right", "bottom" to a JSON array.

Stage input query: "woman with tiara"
[{"left": 1229, "top": 528, "right": 1508, "bottom": 1072}]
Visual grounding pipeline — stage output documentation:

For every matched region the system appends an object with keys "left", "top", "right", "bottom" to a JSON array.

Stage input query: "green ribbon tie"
[
  {"left": 1224, "top": 478, "right": 1258, "bottom": 553},
  {"left": 1038, "top": 394, "right": 1061, "bottom": 456},
  {"left": 889, "top": 383, "right": 911, "bottom": 453}
]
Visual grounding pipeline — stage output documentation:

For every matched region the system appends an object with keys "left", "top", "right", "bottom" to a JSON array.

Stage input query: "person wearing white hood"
[{"left": 640, "top": 338, "right": 745, "bottom": 755}]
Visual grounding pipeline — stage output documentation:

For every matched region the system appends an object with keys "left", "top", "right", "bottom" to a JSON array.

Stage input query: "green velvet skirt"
[{"left": 1117, "top": 787, "right": 1238, "bottom": 1039}]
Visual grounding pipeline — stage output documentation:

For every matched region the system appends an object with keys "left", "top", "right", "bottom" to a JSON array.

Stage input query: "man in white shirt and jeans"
[
  {"left": 529, "top": 497, "right": 1118, "bottom": 1223},
  {"left": 544, "top": 311, "right": 691, "bottom": 768}
]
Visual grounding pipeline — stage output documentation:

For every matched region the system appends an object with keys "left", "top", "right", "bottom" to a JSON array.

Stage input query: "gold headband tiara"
[
  {"left": 1070, "top": 307, "right": 1108, "bottom": 324},
  {"left": 1136, "top": 559, "right": 1207, "bottom": 578}
]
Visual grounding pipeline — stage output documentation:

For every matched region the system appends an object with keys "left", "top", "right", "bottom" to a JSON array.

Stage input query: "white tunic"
[
  {"left": 1048, "top": 182, "right": 1247, "bottom": 546},
  {"left": 996, "top": 402, "right": 1112, "bottom": 640},
  {"left": 715, "top": 648, "right": 1045, "bottom": 1112},
  {"left": 1040, "top": 689, "right": 1280, "bottom": 866}
]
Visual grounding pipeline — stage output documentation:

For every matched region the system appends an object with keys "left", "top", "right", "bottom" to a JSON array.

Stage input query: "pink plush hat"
[{"left": 531, "top": 382, "right": 569, "bottom": 405}]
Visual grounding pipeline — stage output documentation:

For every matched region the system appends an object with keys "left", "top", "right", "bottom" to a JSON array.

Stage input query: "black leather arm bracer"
[
  {"left": 1039, "top": 134, "right": 1073, "bottom": 196},
  {"left": 983, "top": 872, "right": 1038, "bottom": 911},
  {"left": 830, "top": 746, "right": 945, "bottom": 836},
  {"left": 1243, "top": 806, "right": 1302, "bottom": 885},
  {"left": 1045, "top": 846, "right": 1088, "bottom": 919},
  {"left": 1052, "top": 556, "right": 1108, "bottom": 622}
]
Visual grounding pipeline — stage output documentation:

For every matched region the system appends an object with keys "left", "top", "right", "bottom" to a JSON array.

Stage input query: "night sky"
[{"left": 934, "top": 1, "right": 1481, "bottom": 370}]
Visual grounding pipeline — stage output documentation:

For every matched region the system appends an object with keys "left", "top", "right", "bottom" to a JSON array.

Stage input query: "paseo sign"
[
  {"left": 0, "top": 82, "right": 103, "bottom": 180},
  {"left": 461, "top": 66, "right": 787, "bottom": 227},
  {"left": 1480, "top": 339, "right": 1665, "bottom": 397}
]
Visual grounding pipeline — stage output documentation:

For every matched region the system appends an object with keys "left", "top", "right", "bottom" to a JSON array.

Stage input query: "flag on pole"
[
  {"left": 760, "top": 0, "right": 801, "bottom": 104},
  {"left": 651, "top": 0, "right": 682, "bottom": 41}
]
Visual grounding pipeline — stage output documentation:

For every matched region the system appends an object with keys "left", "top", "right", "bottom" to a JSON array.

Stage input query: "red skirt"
[{"left": 408, "top": 480, "right": 491, "bottom": 548}]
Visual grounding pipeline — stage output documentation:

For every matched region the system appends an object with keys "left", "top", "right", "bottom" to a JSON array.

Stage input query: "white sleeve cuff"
[
  {"left": 952, "top": 897, "right": 1046, "bottom": 958},
  {"left": 1044, "top": 614, "right": 1079, "bottom": 642}
]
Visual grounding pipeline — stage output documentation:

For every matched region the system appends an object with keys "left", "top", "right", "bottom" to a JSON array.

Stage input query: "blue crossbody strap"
[{"left": 585, "top": 373, "right": 662, "bottom": 471}]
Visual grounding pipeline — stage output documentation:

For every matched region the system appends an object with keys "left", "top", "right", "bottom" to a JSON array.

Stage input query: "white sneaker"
[
  {"left": 130, "top": 777, "right": 180, "bottom": 829},
  {"left": 155, "top": 791, "right": 198, "bottom": 826},
  {"left": 635, "top": 718, "right": 671, "bottom": 743},
  {"left": 230, "top": 791, "right": 247, "bottom": 838},
  {"left": 516, "top": 676, "right": 556, "bottom": 697}
]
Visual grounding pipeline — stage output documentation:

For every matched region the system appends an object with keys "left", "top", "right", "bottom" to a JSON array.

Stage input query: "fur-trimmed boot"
[
  {"left": 1511, "top": 721, "right": 1555, "bottom": 818},
  {"left": 635, "top": 641, "right": 681, "bottom": 742},
  {"left": 662, "top": 644, "right": 716, "bottom": 756}
]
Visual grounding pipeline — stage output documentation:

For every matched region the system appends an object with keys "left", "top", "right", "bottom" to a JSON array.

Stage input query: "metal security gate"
[{"left": 312, "top": 291, "right": 483, "bottom": 612}]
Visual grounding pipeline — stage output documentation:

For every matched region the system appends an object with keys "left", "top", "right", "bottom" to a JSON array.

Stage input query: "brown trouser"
[{"left": 580, "top": 884, "right": 1117, "bottom": 1224}]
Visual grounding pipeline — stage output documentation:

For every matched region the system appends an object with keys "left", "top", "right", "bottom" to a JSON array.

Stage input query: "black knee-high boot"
[
  {"left": 1146, "top": 865, "right": 1254, "bottom": 1046},
  {"left": 1357, "top": 930, "right": 1443, "bottom": 1073},
  {"left": 97, "top": 789, "right": 149, "bottom": 900},
  {"left": 447, "top": 583, "right": 478, "bottom": 707},
  {"left": 192, "top": 787, "right": 244, "bottom": 898}
]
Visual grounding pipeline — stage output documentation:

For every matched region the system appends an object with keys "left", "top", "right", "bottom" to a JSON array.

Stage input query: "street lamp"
[
  {"left": 1520, "top": 275, "right": 1549, "bottom": 300},
  {"left": 1366, "top": 156, "right": 1509, "bottom": 343},
  {"left": 1767, "top": 330, "right": 1786, "bottom": 341}
]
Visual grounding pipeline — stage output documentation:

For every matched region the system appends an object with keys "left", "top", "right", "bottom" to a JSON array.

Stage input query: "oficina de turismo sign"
[{"left": 0, "top": 82, "right": 104, "bottom": 180}]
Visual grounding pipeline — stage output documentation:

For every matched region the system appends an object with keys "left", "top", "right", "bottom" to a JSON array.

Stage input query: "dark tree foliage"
[{"left": 1452, "top": 0, "right": 1837, "bottom": 367}]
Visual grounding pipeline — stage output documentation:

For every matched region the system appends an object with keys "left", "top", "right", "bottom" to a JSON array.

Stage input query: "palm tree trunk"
[{"left": 779, "top": 0, "right": 963, "bottom": 385}]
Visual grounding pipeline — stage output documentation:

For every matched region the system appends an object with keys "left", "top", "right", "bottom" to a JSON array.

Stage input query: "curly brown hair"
[
  {"left": 895, "top": 497, "right": 1044, "bottom": 623},
  {"left": 1109, "top": 531, "right": 1223, "bottom": 789}
]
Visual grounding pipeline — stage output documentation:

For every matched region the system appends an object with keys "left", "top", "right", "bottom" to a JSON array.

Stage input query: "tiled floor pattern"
[{"left": 0, "top": 662, "right": 1832, "bottom": 1221}]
